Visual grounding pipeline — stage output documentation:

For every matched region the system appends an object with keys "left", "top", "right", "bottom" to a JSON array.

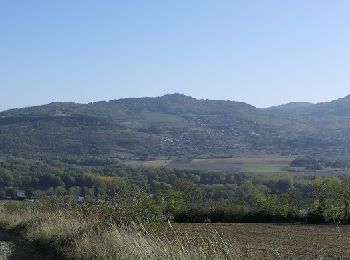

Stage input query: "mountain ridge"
[
  {"left": 1, "top": 93, "right": 350, "bottom": 159},
  {"left": 4, "top": 93, "right": 350, "bottom": 114}
]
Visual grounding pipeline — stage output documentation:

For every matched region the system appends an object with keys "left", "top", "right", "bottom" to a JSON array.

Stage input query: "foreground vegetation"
[
  {"left": 1, "top": 198, "right": 350, "bottom": 259},
  {"left": 0, "top": 199, "right": 244, "bottom": 259}
]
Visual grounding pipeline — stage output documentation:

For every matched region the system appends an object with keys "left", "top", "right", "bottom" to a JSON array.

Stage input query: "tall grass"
[{"left": 0, "top": 200, "right": 245, "bottom": 259}]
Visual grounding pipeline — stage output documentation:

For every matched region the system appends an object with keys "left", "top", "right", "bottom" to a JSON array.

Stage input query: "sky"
[{"left": 1, "top": 1, "right": 350, "bottom": 111}]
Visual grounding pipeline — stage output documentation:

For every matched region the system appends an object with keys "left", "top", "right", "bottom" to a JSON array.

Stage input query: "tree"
[
  {"left": 162, "top": 188, "right": 184, "bottom": 220},
  {"left": 174, "top": 179, "right": 203, "bottom": 209},
  {"left": 38, "top": 174, "right": 64, "bottom": 189},
  {"left": 312, "top": 177, "right": 348, "bottom": 222},
  {"left": 0, "top": 168, "right": 13, "bottom": 187},
  {"left": 55, "top": 186, "right": 66, "bottom": 196},
  {"left": 93, "top": 176, "right": 126, "bottom": 196}
]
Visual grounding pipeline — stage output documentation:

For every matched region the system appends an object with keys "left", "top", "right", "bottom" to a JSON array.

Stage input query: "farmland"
[
  {"left": 124, "top": 155, "right": 295, "bottom": 173},
  {"left": 170, "top": 223, "right": 350, "bottom": 259}
]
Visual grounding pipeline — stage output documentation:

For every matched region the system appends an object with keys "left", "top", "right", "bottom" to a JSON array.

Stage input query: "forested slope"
[{"left": 1, "top": 93, "right": 350, "bottom": 158}]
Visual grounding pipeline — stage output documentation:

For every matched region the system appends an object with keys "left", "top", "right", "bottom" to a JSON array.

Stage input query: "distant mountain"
[
  {"left": 1, "top": 93, "right": 350, "bottom": 159},
  {"left": 266, "top": 102, "right": 314, "bottom": 112},
  {"left": 304, "top": 95, "right": 350, "bottom": 116}
]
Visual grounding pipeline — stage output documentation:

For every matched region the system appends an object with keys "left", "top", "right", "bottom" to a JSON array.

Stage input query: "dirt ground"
[{"left": 172, "top": 223, "right": 350, "bottom": 259}]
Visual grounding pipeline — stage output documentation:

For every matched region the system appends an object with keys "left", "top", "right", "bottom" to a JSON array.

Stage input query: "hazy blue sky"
[{"left": 1, "top": 1, "right": 350, "bottom": 111}]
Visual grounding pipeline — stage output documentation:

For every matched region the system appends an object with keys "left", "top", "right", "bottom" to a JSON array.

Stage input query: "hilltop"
[{"left": 1, "top": 93, "right": 350, "bottom": 159}]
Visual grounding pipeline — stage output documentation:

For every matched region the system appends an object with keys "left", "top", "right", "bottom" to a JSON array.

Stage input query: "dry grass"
[
  {"left": 0, "top": 201, "right": 244, "bottom": 259},
  {"left": 72, "top": 225, "right": 244, "bottom": 260},
  {"left": 1, "top": 201, "right": 348, "bottom": 259}
]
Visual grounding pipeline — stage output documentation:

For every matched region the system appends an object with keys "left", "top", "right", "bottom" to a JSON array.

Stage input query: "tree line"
[{"left": 1, "top": 155, "right": 350, "bottom": 223}]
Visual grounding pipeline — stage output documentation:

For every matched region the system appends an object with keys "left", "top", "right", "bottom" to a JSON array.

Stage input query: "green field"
[
  {"left": 240, "top": 164, "right": 289, "bottom": 173},
  {"left": 124, "top": 156, "right": 295, "bottom": 174}
]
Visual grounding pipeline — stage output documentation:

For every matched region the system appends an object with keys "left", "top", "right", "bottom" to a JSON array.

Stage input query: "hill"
[
  {"left": 265, "top": 102, "right": 314, "bottom": 112},
  {"left": 1, "top": 93, "right": 350, "bottom": 159}
]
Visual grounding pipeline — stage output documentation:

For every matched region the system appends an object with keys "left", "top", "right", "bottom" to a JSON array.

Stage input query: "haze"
[{"left": 1, "top": 0, "right": 350, "bottom": 111}]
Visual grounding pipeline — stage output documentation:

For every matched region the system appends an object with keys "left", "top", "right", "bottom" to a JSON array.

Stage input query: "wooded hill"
[{"left": 1, "top": 93, "right": 350, "bottom": 159}]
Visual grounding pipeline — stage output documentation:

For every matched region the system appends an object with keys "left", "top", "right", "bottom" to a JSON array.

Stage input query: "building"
[{"left": 15, "top": 189, "right": 27, "bottom": 200}]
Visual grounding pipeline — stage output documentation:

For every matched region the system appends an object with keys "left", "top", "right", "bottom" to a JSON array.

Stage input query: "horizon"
[
  {"left": 2, "top": 1, "right": 350, "bottom": 110},
  {"left": 1, "top": 92, "right": 349, "bottom": 112}
]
